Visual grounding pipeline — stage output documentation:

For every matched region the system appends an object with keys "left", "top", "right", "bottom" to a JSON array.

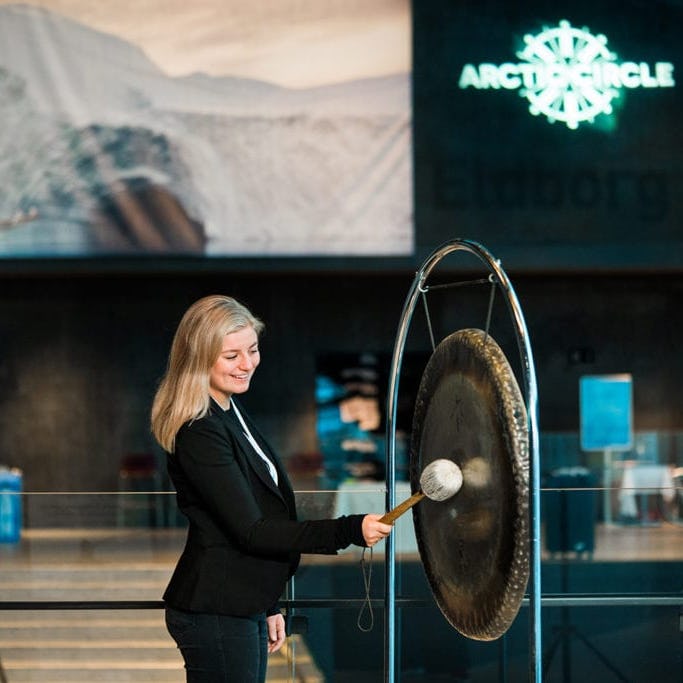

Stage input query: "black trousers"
[{"left": 166, "top": 606, "right": 268, "bottom": 682}]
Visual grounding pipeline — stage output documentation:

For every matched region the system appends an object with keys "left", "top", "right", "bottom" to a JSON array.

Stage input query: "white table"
[
  {"left": 618, "top": 464, "right": 675, "bottom": 520},
  {"left": 333, "top": 480, "right": 419, "bottom": 555}
]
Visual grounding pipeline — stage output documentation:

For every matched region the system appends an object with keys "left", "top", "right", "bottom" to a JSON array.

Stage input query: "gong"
[{"left": 410, "top": 328, "right": 529, "bottom": 641}]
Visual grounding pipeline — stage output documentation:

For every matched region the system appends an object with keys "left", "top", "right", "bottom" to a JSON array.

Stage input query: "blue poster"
[{"left": 579, "top": 374, "right": 633, "bottom": 451}]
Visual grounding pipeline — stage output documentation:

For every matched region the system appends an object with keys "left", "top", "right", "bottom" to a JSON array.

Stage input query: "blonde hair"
[{"left": 150, "top": 295, "right": 264, "bottom": 452}]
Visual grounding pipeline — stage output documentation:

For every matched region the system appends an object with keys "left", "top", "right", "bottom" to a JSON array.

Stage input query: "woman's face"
[{"left": 208, "top": 325, "right": 260, "bottom": 407}]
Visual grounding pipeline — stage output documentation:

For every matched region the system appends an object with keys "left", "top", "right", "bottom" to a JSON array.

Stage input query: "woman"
[{"left": 151, "top": 295, "right": 391, "bottom": 682}]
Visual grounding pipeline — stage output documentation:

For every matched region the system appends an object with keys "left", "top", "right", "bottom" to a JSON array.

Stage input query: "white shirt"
[{"left": 230, "top": 400, "right": 279, "bottom": 486}]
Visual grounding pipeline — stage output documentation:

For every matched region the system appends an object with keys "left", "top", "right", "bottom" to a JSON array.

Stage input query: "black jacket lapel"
[{"left": 217, "top": 402, "right": 284, "bottom": 499}]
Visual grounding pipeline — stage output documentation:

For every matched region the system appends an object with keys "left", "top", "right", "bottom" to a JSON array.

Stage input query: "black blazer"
[{"left": 163, "top": 398, "right": 365, "bottom": 617}]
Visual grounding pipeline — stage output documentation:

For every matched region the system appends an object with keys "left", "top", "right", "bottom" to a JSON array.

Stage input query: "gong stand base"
[
  {"left": 542, "top": 562, "right": 628, "bottom": 683},
  {"left": 542, "top": 617, "right": 629, "bottom": 682}
]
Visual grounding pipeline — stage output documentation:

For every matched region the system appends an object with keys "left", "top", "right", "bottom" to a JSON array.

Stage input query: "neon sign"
[{"left": 458, "top": 20, "right": 675, "bottom": 129}]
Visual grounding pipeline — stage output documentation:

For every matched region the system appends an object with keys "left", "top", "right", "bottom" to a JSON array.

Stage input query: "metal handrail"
[{"left": 1, "top": 593, "right": 682, "bottom": 610}]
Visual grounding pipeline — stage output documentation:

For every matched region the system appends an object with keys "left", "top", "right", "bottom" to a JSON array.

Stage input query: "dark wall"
[{"left": 0, "top": 268, "right": 681, "bottom": 493}]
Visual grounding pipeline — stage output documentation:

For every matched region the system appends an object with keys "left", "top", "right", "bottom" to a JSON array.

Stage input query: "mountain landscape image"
[{"left": 0, "top": 3, "right": 412, "bottom": 256}]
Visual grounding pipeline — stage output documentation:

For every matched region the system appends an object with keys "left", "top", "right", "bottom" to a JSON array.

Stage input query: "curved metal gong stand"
[{"left": 383, "top": 239, "right": 541, "bottom": 683}]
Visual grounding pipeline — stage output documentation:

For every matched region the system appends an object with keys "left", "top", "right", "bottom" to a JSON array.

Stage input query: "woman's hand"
[
  {"left": 361, "top": 513, "right": 393, "bottom": 547},
  {"left": 266, "top": 612, "right": 286, "bottom": 653}
]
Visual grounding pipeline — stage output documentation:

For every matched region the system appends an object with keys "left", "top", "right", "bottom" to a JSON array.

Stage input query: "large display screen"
[
  {"left": 414, "top": 0, "right": 683, "bottom": 269},
  {"left": 315, "top": 350, "right": 429, "bottom": 486},
  {"left": 0, "top": 1, "right": 412, "bottom": 259}
]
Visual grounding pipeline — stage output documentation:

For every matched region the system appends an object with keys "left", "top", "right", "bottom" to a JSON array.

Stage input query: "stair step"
[
  {"left": 0, "top": 588, "right": 165, "bottom": 600},
  {"left": 0, "top": 614, "right": 165, "bottom": 623},
  {"left": 2, "top": 657, "right": 315, "bottom": 683},
  {"left": 0, "top": 639, "right": 173, "bottom": 648},
  {"left": 0, "top": 567, "right": 171, "bottom": 601},
  {"left": 0, "top": 625, "right": 167, "bottom": 639},
  {"left": 0, "top": 671, "right": 185, "bottom": 683},
  {"left": 0, "top": 673, "right": 306, "bottom": 683},
  {"left": 0, "top": 567, "right": 173, "bottom": 579},
  {"left": 0, "top": 612, "right": 162, "bottom": 624}
]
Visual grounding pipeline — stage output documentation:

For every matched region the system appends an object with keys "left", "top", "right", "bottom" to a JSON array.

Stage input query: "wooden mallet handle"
[
  {"left": 379, "top": 459, "right": 463, "bottom": 525},
  {"left": 379, "top": 491, "right": 425, "bottom": 525}
]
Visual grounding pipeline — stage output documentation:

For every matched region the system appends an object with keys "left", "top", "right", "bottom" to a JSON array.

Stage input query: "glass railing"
[{"left": 0, "top": 481, "right": 681, "bottom": 681}]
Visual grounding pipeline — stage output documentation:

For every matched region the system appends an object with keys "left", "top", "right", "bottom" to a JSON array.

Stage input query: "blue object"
[
  {"left": 0, "top": 466, "right": 23, "bottom": 543},
  {"left": 580, "top": 374, "right": 633, "bottom": 451},
  {"left": 544, "top": 468, "right": 596, "bottom": 555}
]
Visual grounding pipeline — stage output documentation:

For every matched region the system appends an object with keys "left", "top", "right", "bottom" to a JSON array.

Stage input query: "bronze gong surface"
[{"left": 410, "top": 328, "right": 529, "bottom": 641}]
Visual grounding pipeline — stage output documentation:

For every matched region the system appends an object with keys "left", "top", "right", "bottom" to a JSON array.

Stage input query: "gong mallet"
[{"left": 379, "top": 458, "right": 463, "bottom": 524}]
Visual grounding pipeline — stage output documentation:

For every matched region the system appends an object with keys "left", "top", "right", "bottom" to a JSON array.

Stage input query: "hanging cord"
[
  {"left": 357, "top": 546, "right": 374, "bottom": 632},
  {"left": 484, "top": 274, "right": 498, "bottom": 343},
  {"left": 420, "top": 287, "right": 437, "bottom": 352},
  {"left": 420, "top": 276, "right": 494, "bottom": 351}
]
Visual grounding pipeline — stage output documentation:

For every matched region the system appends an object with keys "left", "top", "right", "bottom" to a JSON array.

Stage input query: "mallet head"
[{"left": 420, "top": 458, "right": 463, "bottom": 502}]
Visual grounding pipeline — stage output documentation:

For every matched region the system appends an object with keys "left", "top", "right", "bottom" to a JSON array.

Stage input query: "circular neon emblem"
[
  {"left": 457, "top": 22, "right": 675, "bottom": 130},
  {"left": 516, "top": 20, "right": 618, "bottom": 129}
]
